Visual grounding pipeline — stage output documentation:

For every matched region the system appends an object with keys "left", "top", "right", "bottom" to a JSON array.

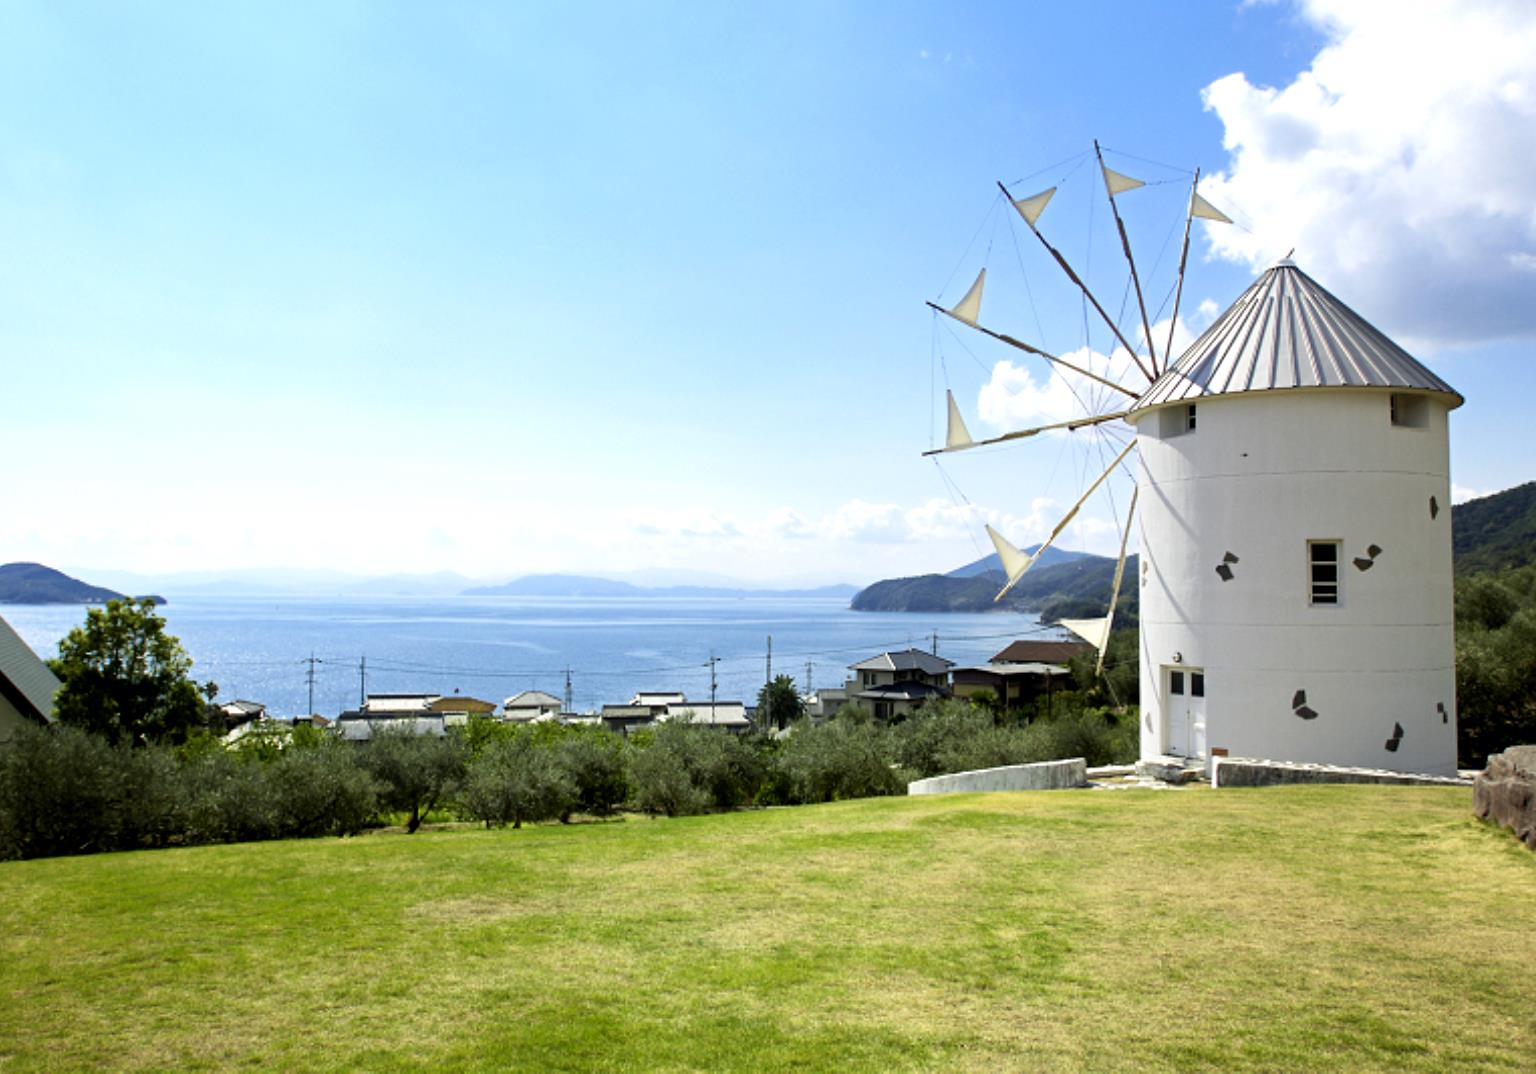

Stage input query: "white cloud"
[
  {"left": 1200, "top": 0, "right": 1536, "bottom": 346},
  {"left": 1452, "top": 484, "right": 1490, "bottom": 504},
  {"left": 973, "top": 311, "right": 1208, "bottom": 432}
]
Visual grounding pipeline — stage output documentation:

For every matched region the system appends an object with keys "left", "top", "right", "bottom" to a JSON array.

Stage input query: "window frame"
[{"left": 1308, "top": 539, "right": 1342, "bottom": 607}]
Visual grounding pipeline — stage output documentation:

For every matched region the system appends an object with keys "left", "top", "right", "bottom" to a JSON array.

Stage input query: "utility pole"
[
  {"left": 931, "top": 630, "right": 940, "bottom": 657},
  {"left": 804, "top": 658, "right": 813, "bottom": 696},
  {"left": 706, "top": 650, "right": 719, "bottom": 710},
  {"left": 305, "top": 653, "right": 322, "bottom": 717},
  {"left": 764, "top": 635, "right": 772, "bottom": 733},
  {"left": 358, "top": 655, "right": 366, "bottom": 708},
  {"left": 564, "top": 667, "right": 573, "bottom": 714}
]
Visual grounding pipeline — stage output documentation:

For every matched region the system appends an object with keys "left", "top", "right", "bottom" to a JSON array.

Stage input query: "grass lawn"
[{"left": 2, "top": 785, "right": 1533, "bottom": 1072}]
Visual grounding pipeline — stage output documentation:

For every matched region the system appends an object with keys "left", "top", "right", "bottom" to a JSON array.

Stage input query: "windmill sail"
[
  {"left": 922, "top": 409, "right": 1130, "bottom": 457},
  {"left": 1060, "top": 616, "right": 1112, "bottom": 652},
  {"left": 1009, "top": 186, "right": 1056, "bottom": 229},
  {"left": 986, "top": 440, "right": 1136, "bottom": 602},
  {"left": 1101, "top": 166, "right": 1144, "bottom": 196},
  {"left": 949, "top": 268, "right": 986, "bottom": 325},
  {"left": 945, "top": 390, "right": 974, "bottom": 451},
  {"left": 1191, "top": 192, "right": 1232, "bottom": 223},
  {"left": 985, "top": 525, "right": 1034, "bottom": 596},
  {"left": 1096, "top": 485, "right": 1139, "bottom": 677}
]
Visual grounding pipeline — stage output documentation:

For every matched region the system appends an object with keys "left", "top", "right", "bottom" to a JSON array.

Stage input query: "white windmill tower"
[{"left": 928, "top": 147, "right": 1460, "bottom": 777}]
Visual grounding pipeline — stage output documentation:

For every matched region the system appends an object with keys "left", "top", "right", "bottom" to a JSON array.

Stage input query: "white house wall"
[{"left": 1135, "top": 389, "right": 1457, "bottom": 776}]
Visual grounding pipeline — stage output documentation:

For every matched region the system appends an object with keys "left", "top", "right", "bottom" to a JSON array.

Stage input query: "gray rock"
[{"left": 1473, "top": 746, "right": 1536, "bottom": 851}]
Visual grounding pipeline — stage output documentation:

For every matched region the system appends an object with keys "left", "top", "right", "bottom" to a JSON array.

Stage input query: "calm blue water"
[{"left": 3, "top": 596, "right": 1060, "bottom": 717}]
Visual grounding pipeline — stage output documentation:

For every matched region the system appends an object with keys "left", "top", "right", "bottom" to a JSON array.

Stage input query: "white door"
[{"left": 1163, "top": 667, "right": 1207, "bottom": 758}]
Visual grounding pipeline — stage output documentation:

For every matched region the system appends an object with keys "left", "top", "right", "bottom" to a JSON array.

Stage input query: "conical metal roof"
[{"left": 1131, "top": 260, "right": 1462, "bottom": 414}]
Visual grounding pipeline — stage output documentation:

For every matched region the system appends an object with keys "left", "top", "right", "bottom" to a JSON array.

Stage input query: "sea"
[{"left": 3, "top": 596, "right": 1060, "bottom": 718}]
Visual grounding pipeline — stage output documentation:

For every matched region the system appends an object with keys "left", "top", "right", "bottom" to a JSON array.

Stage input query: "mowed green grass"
[{"left": 2, "top": 786, "right": 1533, "bottom": 1073}]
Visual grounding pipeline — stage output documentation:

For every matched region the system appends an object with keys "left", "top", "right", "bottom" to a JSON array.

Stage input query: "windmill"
[{"left": 928, "top": 145, "right": 1461, "bottom": 776}]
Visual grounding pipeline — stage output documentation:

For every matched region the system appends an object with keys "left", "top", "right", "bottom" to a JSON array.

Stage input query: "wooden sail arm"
[
  {"left": 926, "top": 301, "right": 1140, "bottom": 400},
  {"left": 992, "top": 439, "right": 1138, "bottom": 602},
  {"left": 921, "top": 409, "right": 1129, "bottom": 457},
  {"left": 997, "top": 181, "right": 1157, "bottom": 386},
  {"left": 1164, "top": 167, "right": 1200, "bottom": 371},
  {"left": 1095, "top": 141, "right": 1160, "bottom": 377},
  {"left": 1096, "top": 482, "right": 1139, "bottom": 679}
]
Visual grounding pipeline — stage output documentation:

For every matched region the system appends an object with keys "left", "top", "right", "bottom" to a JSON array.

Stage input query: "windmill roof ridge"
[{"left": 1131, "top": 261, "right": 1462, "bottom": 414}]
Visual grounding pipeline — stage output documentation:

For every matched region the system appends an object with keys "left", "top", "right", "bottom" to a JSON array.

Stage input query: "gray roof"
[
  {"left": 849, "top": 649, "right": 954, "bottom": 675},
  {"left": 505, "top": 690, "right": 561, "bottom": 709},
  {"left": 0, "top": 613, "right": 59, "bottom": 724},
  {"left": 1132, "top": 260, "right": 1462, "bottom": 415}
]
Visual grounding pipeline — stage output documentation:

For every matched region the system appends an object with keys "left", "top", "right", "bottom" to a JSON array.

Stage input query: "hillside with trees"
[
  {"left": 1453, "top": 481, "right": 1536, "bottom": 574},
  {"left": 850, "top": 550, "right": 1139, "bottom": 625}
]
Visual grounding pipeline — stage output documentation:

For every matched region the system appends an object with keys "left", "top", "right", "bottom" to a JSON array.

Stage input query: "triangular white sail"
[
  {"left": 945, "top": 390, "right": 974, "bottom": 451},
  {"left": 1191, "top": 192, "right": 1232, "bottom": 224},
  {"left": 948, "top": 268, "right": 986, "bottom": 325},
  {"left": 1060, "top": 616, "right": 1111, "bottom": 652},
  {"left": 1010, "top": 186, "right": 1056, "bottom": 228},
  {"left": 985, "top": 525, "right": 1033, "bottom": 594},
  {"left": 1102, "top": 166, "right": 1144, "bottom": 196}
]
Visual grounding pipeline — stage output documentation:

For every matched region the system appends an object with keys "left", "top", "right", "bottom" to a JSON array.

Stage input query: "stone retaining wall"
[
  {"left": 1473, "top": 746, "right": 1536, "bottom": 850},
  {"left": 907, "top": 758, "right": 1087, "bottom": 796},
  {"left": 1212, "top": 756, "right": 1470, "bottom": 789}
]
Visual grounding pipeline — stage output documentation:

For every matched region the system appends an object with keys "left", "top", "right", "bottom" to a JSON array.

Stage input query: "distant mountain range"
[
  {"left": 0, "top": 563, "right": 163, "bottom": 605},
  {"left": 464, "top": 574, "right": 859, "bottom": 599},
  {"left": 2, "top": 562, "right": 857, "bottom": 603}
]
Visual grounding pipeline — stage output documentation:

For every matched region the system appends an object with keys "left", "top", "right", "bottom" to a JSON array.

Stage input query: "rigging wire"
[
  {"left": 933, "top": 193, "right": 1003, "bottom": 303},
  {"left": 1099, "top": 146, "right": 1195, "bottom": 176},
  {"left": 1007, "top": 148, "right": 1094, "bottom": 190}
]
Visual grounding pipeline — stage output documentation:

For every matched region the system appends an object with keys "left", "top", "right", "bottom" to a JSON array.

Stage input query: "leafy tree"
[
  {"left": 363, "top": 728, "right": 467, "bottom": 833},
  {"left": 460, "top": 732, "right": 575, "bottom": 829},
  {"left": 755, "top": 674, "right": 805, "bottom": 732},
  {"left": 1454, "top": 564, "right": 1536, "bottom": 766},
  {"left": 48, "top": 598, "right": 213, "bottom": 746},
  {"left": 556, "top": 729, "right": 629, "bottom": 818}
]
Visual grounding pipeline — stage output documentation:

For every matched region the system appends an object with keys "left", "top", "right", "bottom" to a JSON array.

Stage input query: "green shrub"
[
  {"left": 889, "top": 699, "right": 994, "bottom": 779},
  {"left": 777, "top": 719, "right": 903, "bottom": 803},
  {"left": 627, "top": 720, "right": 764, "bottom": 814}
]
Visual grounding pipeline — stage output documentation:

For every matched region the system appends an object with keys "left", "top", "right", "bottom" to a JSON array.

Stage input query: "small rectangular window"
[
  {"left": 1169, "top": 670, "right": 1185, "bottom": 695},
  {"left": 1158, "top": 404, "right": 1197, "bottom": 438},
  {"left": 1390, "top": 393, "right": 1428, "bottom": 428},
  {"left": 1309, "top": 540, "right": 1341, "bottom": 606},
  {"left": 1191, "top": 673, "right": 1205, "bottom": 698}
]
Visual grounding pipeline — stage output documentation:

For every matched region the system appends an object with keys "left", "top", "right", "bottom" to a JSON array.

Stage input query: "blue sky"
[{"left": 2, "top": 1, "right": 1532, "bottom": 586}]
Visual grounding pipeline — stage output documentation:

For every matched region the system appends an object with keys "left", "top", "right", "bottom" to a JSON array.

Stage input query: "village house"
[
  {"left": 951, "top": 639, "right": 1089, "bottom": 716},
  {"left": 845, "top": 649, "right": 953, "bottom": 721},
  {"left": 428, "top": 695, "right": 497, "bottom": 726},
  {"left": 502, "top": 690, "right": 563, "bottom": 723}
]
